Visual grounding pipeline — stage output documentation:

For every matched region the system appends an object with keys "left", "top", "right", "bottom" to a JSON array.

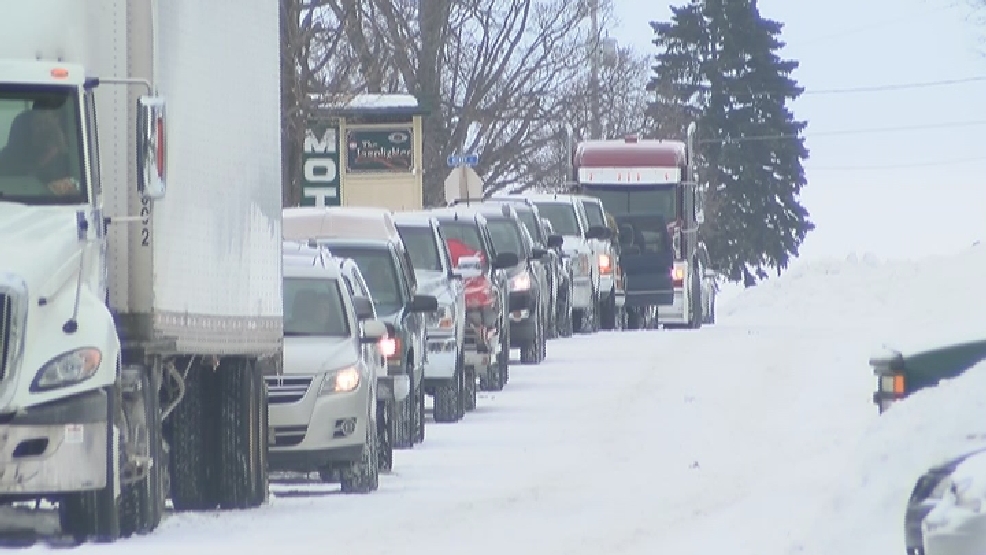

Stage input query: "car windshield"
[
  {"left": 0, "top": 85, "right": 87, "bottom": 205},
  {"left": 513, "top": 208, "right": 543, "bottom": 243},
  {"left": 326, "top": 247, "right": 403, "bottom": 315},
  {"left": 582, "top": 200, "right": 606, "bottom": 227},
  {"left": 440, "top": 220, "right": 489, "bottom": 267},
  {"left": 397, "top": 225, "right": 443, "bottom": 272},
  {"left": 534, "top": 202, "right": 580, "bottom": 236},
  {"left": 487, "top": 218, "right": 525, "bottom": 257},
  {"left": 283, "top": 277, "right": 351, "bottom": 337}
]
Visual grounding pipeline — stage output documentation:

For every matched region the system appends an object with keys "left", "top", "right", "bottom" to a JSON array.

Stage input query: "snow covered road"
[{"left": 30, "top": 323, "right": 875, "bottom": 554}]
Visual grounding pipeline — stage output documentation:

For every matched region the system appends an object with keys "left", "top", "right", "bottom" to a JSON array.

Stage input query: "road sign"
[
  {"left": 462, "top": 153, "right": 479, "bottom": 166},
  {"left": 444, "top": 166, "right": 484, "bottom": 205},
  {"left": 446, "top": 154, "right": 460, "bottom": 167}
]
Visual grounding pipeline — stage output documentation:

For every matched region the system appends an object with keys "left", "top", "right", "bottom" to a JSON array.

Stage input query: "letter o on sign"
[{"left": 304, "top": 158, "right": 338, "bottom": 182}]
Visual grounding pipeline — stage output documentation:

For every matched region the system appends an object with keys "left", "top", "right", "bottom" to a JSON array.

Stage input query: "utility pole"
[{"left": 588, "top": 0, "right": 601, "bottom": 140}]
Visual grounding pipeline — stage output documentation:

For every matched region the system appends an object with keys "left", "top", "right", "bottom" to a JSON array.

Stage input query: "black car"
[
  {"left": 466, "top": 203, "right": 550, "bottom": 365},
  {"left": 427, "top": 207, "right": 518, "bottom": 390}
]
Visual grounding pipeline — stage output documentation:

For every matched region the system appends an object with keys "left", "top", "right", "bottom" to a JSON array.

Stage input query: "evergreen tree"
[{"left": 645, "top": 0, "right": 813, "bottom": 284}]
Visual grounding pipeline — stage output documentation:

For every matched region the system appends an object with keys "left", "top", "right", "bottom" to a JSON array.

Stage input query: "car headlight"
[
  {"left": 428, "top": 303, "right": 455, "bottom": 330},
  {"left": 510, "top": 271, "right": 532, "bottom": 291},
  {"left": 31, "top": 347, "right": 102, "bottom": 392},
  {"left": 319, "top": 366, "right": 360, "bottom": 395}
]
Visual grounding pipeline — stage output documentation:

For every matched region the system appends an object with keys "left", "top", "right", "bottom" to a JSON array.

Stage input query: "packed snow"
[{"left": 6, "top": 244, "right": 986, "bottom": 552}]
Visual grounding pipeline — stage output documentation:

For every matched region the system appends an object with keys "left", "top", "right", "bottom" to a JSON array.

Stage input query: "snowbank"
[{"left": 796, "top": 359, "right": 986, "bottom": 555}]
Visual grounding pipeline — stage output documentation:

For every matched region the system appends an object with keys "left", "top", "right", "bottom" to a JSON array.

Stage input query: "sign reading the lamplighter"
[{"left": 345, "top": 128, "right": 414, "bottom": 173}]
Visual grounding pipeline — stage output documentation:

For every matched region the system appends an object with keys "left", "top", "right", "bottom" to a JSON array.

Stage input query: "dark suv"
[
  {"left": 479, "top": 196, "right": 565, "bottom": 338},
  {"left": 319, "top": 238, "right": 437, "bottom": 450},
  {"left": 466, "top": 203, "right": 550, "bottom": 365},
  {"left": 427, "top": 207, "right": 517, "bottom": 391}
]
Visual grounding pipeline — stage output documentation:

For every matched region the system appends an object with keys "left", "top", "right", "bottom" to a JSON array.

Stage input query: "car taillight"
[
  {"left": 598, "top": 253, "right": 611, "bottom": 274},
  {"left": 671, "top": 263, "right": 686, "bottom": 287},
  {"left": 379, "top": 336, "right": 399, "bottom": 358}
]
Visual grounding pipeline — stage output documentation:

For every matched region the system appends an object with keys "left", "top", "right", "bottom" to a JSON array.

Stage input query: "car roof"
[
  {"left": 521, "top": 192, "right": 580, "bottom": 205},
  {"left": 393, "top": 211, "right": 438, "bottom": 227},
  {"left": 427, "top": 206, "right": 488, "bottom": 224},
  {"left": 318, "top": 237, "right": 394, "bottom": 251},
  {"left": 283, "top": 206, "right": 401, "bottom": 244}
]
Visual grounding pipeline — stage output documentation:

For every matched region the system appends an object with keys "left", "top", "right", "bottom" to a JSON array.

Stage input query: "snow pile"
[
  {"left": 796, "top": 359, "right": 986, "bottom": 555},
  {"left": 720, "top": 245, "right": 986, "bottom": 346}
]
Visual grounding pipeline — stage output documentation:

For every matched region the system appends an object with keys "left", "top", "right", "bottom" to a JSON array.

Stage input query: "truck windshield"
[
  {"left": 0, "top": 85, "right": 87, "bottom": 204},
  {"left": 396, "top": 225, "right": 443, "bottom": 272},
  {"left": 582, "top": 185, "right": 677, "bottom": 222},
  {"left": 533, "top": 202, "right": 580, "bottom": 236},
  {"left": 327, "top": 247, "right": 403, "bottom": 316},
  {"left": 283, "top": 277, "right": 351, "bottom": 337}
]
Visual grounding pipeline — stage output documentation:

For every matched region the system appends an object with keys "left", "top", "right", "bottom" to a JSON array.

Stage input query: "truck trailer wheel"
[
  {"left": 216, "top": 357, "right": 265, "bottom": 509},
  {"left": 59, "top": 385, "right": 126, "bottom": 543},
  {"left": 168, "top": 360, "right": 217, "bottom": 510}
]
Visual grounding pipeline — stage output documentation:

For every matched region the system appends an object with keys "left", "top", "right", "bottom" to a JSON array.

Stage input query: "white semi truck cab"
[{"left": 0, "top": 0, "right": 283, "bottom": 542}]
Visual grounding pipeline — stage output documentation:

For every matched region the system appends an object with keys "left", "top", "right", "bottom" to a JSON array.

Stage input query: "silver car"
[{"left": 269, "top": 242, "right": 389, "bottom": 493}]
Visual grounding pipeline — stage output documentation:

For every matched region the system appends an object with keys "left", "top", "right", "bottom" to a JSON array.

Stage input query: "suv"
[
  {"left": 467, "top": 203, "right": 550, "bottom": 365},
  {"left": 480, "top": 195, "right": 565, "bottom": 338},
  {"left": 539, "top": 216, "right": 574, "bottom": 337},
  {"left": 270, "top": 241, "right": 389, "bottom": 493},
  {"left": 393, "top": 212, "right": 468, "bottom": 423},
  {"left": 283, "top": 207, "right": 438, "bottom": 450},
  {"left": 333, "top": 255, "right": 404, "bottom": 472},
  {"left": 573, "top": 194, "right": 624, "bottom": 330},
  {"left": 525, "top": 193, "right": 609, "bottom": 333},
  {"left": 427, "top": 207, "right": 518, "bottom": 393}
]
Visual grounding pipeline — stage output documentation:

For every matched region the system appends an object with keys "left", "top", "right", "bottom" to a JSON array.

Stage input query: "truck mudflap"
[
  {"left": 0, "top": 389, "right": 109, "bottom": 494},
  {"left": 376, "top": 375, "right": 410, "bottom": 403}
]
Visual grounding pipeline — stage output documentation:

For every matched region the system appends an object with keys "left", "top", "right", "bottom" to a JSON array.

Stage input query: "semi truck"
[
  {"left": 572, "top": 124, "right": 707, "bottom": 329},
  {"left": 0, "top": 0, "right": 282, "bottom": 541}
]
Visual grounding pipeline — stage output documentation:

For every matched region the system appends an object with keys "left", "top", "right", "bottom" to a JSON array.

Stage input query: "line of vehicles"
[{"left": 0, "top": 0, "right": 720, "bottom": 544}]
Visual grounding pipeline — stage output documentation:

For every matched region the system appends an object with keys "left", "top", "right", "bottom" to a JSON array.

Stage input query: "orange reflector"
[
  {"left": 50, "top": 68, "right": 69, "bottom": 79},
  {"left": 893, "top": 374, "right": 905, "bottom": 395}
]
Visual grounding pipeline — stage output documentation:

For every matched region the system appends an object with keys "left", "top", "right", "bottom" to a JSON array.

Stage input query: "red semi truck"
[{"left": 571, "top": 123, "right": 709, "bottom": 329}]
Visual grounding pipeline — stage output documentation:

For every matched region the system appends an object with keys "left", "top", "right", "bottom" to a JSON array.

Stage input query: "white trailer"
[{"left": 0, "top": 0, "right": 282, "bottom": 541}]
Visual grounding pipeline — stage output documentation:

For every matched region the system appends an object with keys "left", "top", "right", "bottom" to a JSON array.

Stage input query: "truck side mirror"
[{"left": 137, "top": 96, "right": 167, "bottom": 200}]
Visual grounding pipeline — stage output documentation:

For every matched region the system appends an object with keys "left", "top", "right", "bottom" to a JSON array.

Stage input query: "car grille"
[
  {"left": 270, "top": 425, "right": 307, "bottom": 447},
  {"left": 0, "top": 293, "right": 11, "bottom": 382},
  {"left": 264, "top": 375, "right": 313, "bottom": 404}
]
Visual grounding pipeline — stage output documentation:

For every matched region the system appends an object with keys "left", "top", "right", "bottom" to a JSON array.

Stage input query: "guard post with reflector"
[{"left": 870, "top": 351, "right": 907, "bottom": 414}]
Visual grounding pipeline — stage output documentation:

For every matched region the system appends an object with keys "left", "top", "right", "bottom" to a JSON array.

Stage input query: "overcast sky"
[{"left": 613, "top": 0, "right": 986, "bottom": 263}]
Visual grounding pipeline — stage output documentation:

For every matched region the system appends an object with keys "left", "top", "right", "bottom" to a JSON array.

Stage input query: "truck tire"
[
  {"left": 376, "top": 401, "right": 394, "bottom": 471},
  {"left": 249, "top": 364, "right": 269, "bottom": 506},
  {"left": 125, "top": 364, "right": 165, "bottom": 535},
  {"left": 689, "top": 270, "right": 703, "bottom": 330},
  {"left": 168, "top": 360, "right": 217, "bottom": 510},
  {"left": 521, "top": 314, "right": 545, "bottom": 365},
  {"left": 392, "top": 362, "right": 414, "bottom": 450},
  {"left": 600, "top": 291, "right": 617, "bottom": 330},
  {"left": 434, "top": 368, "right": 463, "bottom": 423},
  {"left": 464, "top": 366, "right": 478, "bottom": 411},
  {"left": 340, "top": 408, "right": 379, "bottom": 493},
  {"left": 215, "top": 357, "right": 264, "bottom": 509},
  {"left": 59, "top": 385, "right": 126, "bottom": 543},
  {"left": 415, "top": 384, "right": 426, "bottom": 443}
]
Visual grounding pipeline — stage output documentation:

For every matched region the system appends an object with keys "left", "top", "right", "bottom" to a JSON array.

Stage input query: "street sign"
[
  {"left": 462, "top": 153, "right": 479, "bottom": 166},
  {"left": 446, "top": 154, "right": 460, "bottom": 167},
  {"left": 444, "top": 166, "right": 484, "bottom": 205}
]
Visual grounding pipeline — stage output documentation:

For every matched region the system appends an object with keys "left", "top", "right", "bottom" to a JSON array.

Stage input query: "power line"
[
  {"left": 807, "top": 155, "right": 986, "bottom": 171},
  {"left": 797, "top": 5, "right": 950, "bottom": 46},
  {"left": 698, "top": 119, "right": 986, "bottom": 144},
  {"left": 802, "top": 76, "right": 986, "bottom": 95}
]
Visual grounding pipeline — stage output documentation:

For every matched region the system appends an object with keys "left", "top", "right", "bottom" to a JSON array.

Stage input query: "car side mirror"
[
  {"left": 352, "top": 295, "right": 375, "bottom": 321},
  {"left": 531, "top": 247, "right": 548, "bottom": 259},
  {"left": 360, "top": 319, "right": 387, "bottom": 343},
  {"left": 137, "top": 96, "right": 168, "bottom": 200},
  {"left": 492, "top": 252, "right": 519, "bottom": 270},
  {"left": 546, "top": 234, "right": 563, "bottom": 248},
  {"left": 407, "top": 294, "right": 438, "bottom": 313},
  {"left": 584, "top": 226, "right": 611, "bottom": 240}
]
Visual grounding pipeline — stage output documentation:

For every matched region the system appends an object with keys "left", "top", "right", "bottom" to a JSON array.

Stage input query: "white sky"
[{"left": 613, "top": 0, "right": 986, "bottom": 263}]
